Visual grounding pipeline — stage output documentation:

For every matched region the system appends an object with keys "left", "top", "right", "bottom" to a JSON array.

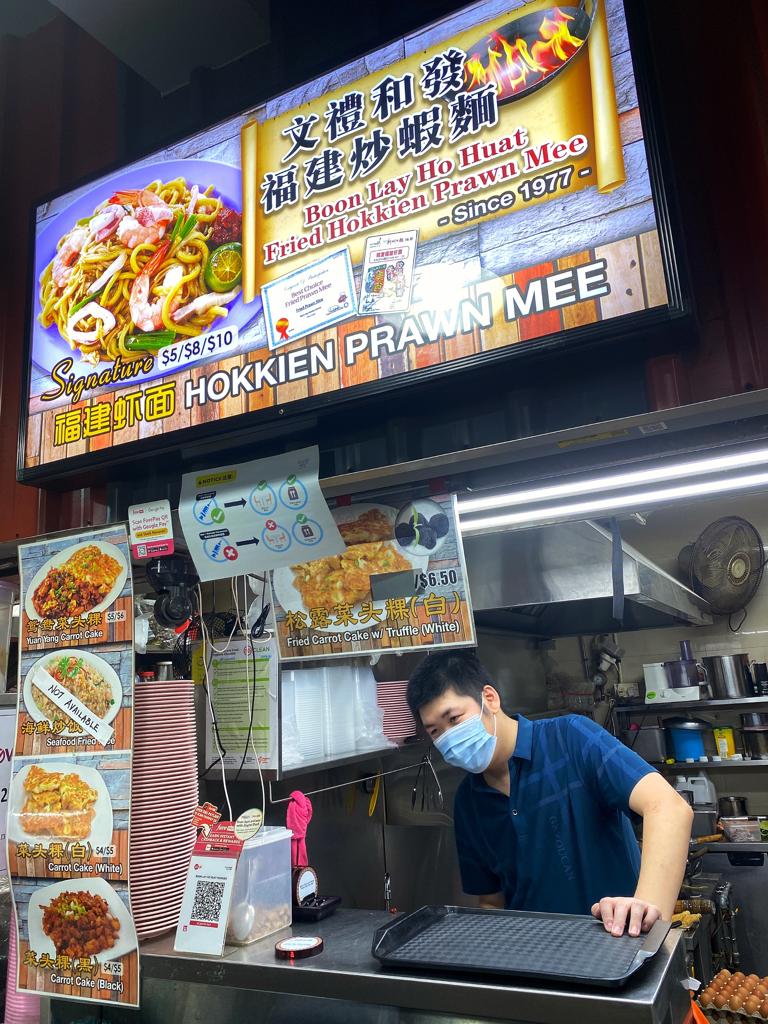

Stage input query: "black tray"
[
  {"left": 293, "top": 896, "right": 341, "bottom": 922},
  {"left": 372, "top": 906, "right": 670, "bottom": 988}
]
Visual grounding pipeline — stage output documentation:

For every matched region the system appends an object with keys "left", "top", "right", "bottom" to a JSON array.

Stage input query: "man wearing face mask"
[{"left": 407, "top": 650, "right": 693, "bottom": 937}]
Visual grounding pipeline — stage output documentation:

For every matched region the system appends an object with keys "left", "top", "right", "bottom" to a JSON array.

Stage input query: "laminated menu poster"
[
  {"left": 10, "top": 525, "right": 139, "bottom": 1008},
  {"left": 273, "top": 492, "right": 475, "bottom": 660}
]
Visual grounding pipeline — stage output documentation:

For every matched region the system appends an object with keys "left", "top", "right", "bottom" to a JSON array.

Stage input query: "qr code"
[{"left": 191, "top": 880, "right": 225, "bottom": 923}]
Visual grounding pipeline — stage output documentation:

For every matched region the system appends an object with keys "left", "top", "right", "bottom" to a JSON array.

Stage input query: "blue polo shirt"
[{"left": 453, "top": 714, "right": 655, "bottom": 914}]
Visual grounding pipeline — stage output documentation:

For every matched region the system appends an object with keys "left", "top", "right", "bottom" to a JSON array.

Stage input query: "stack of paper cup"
[
  {"left": 5, "top": 909, "right": 40, "bottom": 1024},
  {"left": 376, "top": 680, "right": 418, "bottom": 743},
  {"left": 129, "top": 678, "right": 198, "bottom": 941}
]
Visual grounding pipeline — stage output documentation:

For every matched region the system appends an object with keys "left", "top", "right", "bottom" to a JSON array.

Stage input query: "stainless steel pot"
[
  {"left": 718, "top": 795, "right": 749, "bottom": 817},
  {"left": 743, "top": 729, "right": 768, "bottom": 759},
  {"left": 702, "top": 654, "right": 753, "bottom": 699},
  {"left": 741, "top": 713, "right": 768, "bottom": 728}
]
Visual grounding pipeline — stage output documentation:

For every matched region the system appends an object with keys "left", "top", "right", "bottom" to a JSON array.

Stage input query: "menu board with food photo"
[
  {"left": 14, "top": 878, "right": 138, "bottom": 1005},
  {"left": 15, "top": 646, "right": 132, "bottom": 757},
  {"left": 8, "top": 752, "right": 130, "bottom": 881},
  {"left": 20, "top": 526, "right": 132, "bottom": 653},
  {"left": 22, "top": 0, "right": 679, "bottom": 481},
  {"left": 10, "top": 524, "right": 139, "bottom": 1007},
  {"left": 274, "top": 492, "right": 475, "bottom": 660}
]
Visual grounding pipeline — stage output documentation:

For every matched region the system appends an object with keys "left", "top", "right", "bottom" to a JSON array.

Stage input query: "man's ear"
[{"left": 482, "top": 684, "right": 502, "bottom": 713}]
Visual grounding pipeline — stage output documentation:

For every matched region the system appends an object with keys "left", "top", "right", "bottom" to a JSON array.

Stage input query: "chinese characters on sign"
[
  {"left": 273, "top": 492, "right": 475, "bottom": 660},
  {"left": 9, "top": 527, "right": 139, "bottom": 1008},
  {"left": 25, "top": 0, "right": 669, "bottom": 476}
]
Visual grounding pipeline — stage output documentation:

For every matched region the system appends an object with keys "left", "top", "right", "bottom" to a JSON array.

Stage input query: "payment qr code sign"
[
  {"left": 191, "top": 880, "right": 225, "bottom": 925},
  {"left": 174, "top": 850, "right": 238, "bottom": 956}
]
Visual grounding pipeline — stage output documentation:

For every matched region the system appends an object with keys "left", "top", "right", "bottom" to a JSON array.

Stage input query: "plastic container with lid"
[
  {"left": 226, "top": 826, "right": 292, "bottom": 946},
  {"left": 664, "top": 718, "right": 708, "bottom": 762}
]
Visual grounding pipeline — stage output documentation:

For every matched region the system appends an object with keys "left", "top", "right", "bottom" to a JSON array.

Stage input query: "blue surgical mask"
[{"left": 434, "top": 698, "right": 497, "bottom": 773}]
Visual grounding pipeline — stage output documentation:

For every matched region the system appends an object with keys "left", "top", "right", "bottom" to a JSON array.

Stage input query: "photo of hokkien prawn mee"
[{"left": 38, "top": 178, "right": 243, "bottom": 364}]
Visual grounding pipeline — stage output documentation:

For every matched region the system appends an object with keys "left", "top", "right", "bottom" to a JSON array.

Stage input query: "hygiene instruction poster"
[{"left": 178, "top": 445, "right": 343, "bottom": 581}]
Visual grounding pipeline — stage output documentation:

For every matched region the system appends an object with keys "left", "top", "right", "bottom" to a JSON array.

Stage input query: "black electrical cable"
[
  {"left": 232, "top": 575, "right": 271, "bottom": 784},
  {"left": 198, "top": 617, "right": 230, "bottom": 780}
]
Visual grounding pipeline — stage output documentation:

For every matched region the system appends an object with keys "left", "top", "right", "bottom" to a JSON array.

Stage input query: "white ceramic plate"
[
  {"left": 24, "top": 540, "right": 128, "bottom": 621},
  {"left": 9, "top": 761, "right": 114, "bottom": 846},
  {"left": 27, "top": 877, "right": 137, "bottom": 963},
  {"left": 23, "top": 650, "right": 123, "bottom": 735},
  {"left": 272, "top": 503, "right": 427, "bottom": 633}
]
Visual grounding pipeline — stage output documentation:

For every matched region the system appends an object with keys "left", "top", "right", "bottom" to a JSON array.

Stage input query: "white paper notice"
[
  {"left": 202, "top": 639, "right": 277, "bottom": 771},
  {"left": 358, "top": 229, "right": 418, "bottom": 314},
  {"left": 178, "top": 445, "right": 344, "bottom": 581},
  {"left": 32, "top": 665, "right": 114, "bottom": 744},
  {"left": 262, "top": 248, "right": 356, "bottom": 350}
]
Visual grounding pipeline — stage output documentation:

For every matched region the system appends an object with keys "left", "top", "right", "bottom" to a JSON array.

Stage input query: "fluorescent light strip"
[
  {"left": 457, "top": 446, "right": 768, "bottom": 514},
  {"left": 459, "top": 469, "right": 768, "bottom": 534}
]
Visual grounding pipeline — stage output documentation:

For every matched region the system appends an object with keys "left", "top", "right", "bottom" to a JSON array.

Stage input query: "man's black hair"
[{"left": 406, "top": 649, "right": 491, "bottom": 717}]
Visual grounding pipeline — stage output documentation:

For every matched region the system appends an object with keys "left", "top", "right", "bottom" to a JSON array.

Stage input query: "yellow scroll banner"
[
  {"left": 241, "top": 0, "right": 626, "bottom": 302},
  {"left": 588, "top": 0, "right": 625, "bottom": 193}
]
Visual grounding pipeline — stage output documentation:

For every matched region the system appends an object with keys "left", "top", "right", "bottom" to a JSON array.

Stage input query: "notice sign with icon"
[{"left": 178, "top": 445, "right": 344, "bottom": 581}]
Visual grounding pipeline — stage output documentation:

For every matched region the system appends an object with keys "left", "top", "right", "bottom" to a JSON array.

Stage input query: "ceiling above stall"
[{"left": 0, "top": 0, "right": 270, "bottom": 94}]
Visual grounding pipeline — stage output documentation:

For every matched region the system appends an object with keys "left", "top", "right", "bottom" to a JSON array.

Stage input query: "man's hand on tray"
[{"left": 591, "top": 897, "right": 662, "bottom": 938}]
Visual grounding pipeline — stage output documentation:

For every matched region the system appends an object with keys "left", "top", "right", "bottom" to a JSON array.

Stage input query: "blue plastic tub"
[{"left": 666, "top": 727, "right": 706, "bottom": 761}]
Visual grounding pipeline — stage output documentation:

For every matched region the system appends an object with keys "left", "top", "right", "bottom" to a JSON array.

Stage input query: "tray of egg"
[{"left": 698, "top": 970, "right": 768, "bottom": 1020}]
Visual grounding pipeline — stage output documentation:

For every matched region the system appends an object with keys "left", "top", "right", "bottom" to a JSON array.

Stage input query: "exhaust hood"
[{"left": 464, "top": 520, "right": 712, "bottom": 637}]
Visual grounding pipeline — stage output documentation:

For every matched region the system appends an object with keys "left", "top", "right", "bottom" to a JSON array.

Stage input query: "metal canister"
[
  {"left": 701, "top": 655, "right": 753, "bottom": 699},
  {"left": 155, "top": 661, "right": 174, "bottom": 681},
  {"left": 718, "top": 795, "right": 749, "bottom": 817}
]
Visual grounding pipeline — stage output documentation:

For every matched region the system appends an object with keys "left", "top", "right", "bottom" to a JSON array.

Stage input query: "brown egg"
[
  {"left": 700, "top": 991, "right": 714, "bottom": 1009},
  {"left": 746, "top": 996, "right": 761, "bottom": 1016},
  {"left": 757, "top": 984, "right": 768, "bottom": 999},
  {"left": 730, "top": 993, "right": 745, "bottom": 1011},
  {"left": 761, "top": 1000, "right": 768, "bottom": 1019},
  {"left": 749, "top": 975, "right": 761, "bottom": 985},
  {"left": 735, "top": 972, "right": 746, "bottom": 982},
  {"left": 714, "top": 994, "right": 728, "bottom": 1009}
]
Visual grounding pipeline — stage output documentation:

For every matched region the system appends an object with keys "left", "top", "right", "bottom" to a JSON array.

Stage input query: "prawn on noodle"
[{"left": 38, "top": 178, "right": 242, "bottom": 365}]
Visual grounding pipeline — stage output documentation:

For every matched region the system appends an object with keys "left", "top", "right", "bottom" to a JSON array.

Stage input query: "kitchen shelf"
[
  {"left": 279, "top": 744, "right": 405, "bottom": 779},
  {"left": 618, "top": 696, "right": 768, "bottom": 714},
  {"left": 655, "top": 760, "right": 768, "bottom": 770},
  {"left": 695, "top": 842, "right": 768, "bottom": 853}
]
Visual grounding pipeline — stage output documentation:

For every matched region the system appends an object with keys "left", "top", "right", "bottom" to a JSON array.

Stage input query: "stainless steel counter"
[{"left": 136, "top": 910, "right": 692, "bottom": 1024}]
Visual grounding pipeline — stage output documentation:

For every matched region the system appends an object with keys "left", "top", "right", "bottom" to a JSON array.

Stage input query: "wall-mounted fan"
[{"left": 678, "top": 516, "right": 765, "bottom": 616}]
